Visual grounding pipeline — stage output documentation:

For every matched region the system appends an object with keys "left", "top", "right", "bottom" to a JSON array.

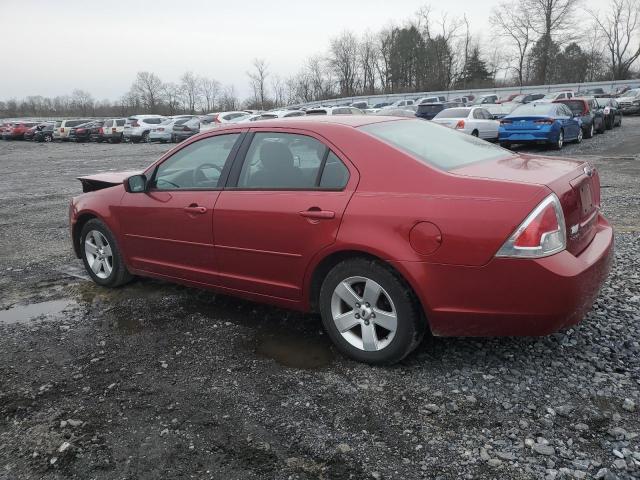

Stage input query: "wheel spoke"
[
  {"left": 333, "top": 311, "right": 360, "bottom": 333},
  {"left": 102, "top": 244, "right": 112, "bottom": 256},
  {"left": 103, "top": 259, "right": 113, "bottom": 276},
  {"left": 361, "top": 322, "right": 379, "bottom": 351},
  {"left": 362, "top": 279, "right": 381, "bottom": 307},
  {"left": 84, "top": 241, "right": 98, "bottom": 255},
  {"left": 91, "top": 258, "right": 103, "bottom": 274},
  {"left": 93, "top": 232, "right": 105, "bottom": 247},
  {"left": 334, "top": 281, "right": 360, "bottom": 308},
  {"left": 372, "top": 309, "right": 397, "bottom": 332}
]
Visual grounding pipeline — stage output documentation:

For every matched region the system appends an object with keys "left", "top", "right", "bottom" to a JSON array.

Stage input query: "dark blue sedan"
[{"left": 499, "top": 102, "right": 582, "bottom": 150}]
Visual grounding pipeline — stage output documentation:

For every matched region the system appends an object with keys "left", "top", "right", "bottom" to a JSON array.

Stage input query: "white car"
[
  {"left": 432, "top": 107, "right": 499, "bottom": 140},
  {"left": 471, "top": 94, "right": 499, "bottom": 105},
  {"left": 123, "top": 115, "right": 166, "bottom": 143},
  {"left": 382, "top": 99, "right": 414, "bottom": 109},
  {"left": 257, "top": 110, "right": 306, "bottom": 120},
  {"left": 305, "top": 106, "right": 365, "bottom": 116},
  {"left": 538, "top": 91, "right": 575, "bottom": 102},
  {"left": 53, "top": 119, "right": 90, "bottom": 141},
  {"left": 617, "top": 88, "right": 640, "bottom": 114},
  {"left": 100, "top": 118, "right": 126, "bottom": 143}
]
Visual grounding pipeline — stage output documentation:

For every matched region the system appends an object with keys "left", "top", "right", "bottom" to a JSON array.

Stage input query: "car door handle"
[
  {"left": 299, "top": 209, "right": 335, "bottom": 220},
  {"left": 184, "top": 205, "right": 207, "bottom": 214}
]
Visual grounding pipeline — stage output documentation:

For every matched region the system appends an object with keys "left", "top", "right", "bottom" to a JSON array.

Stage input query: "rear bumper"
[
  {"left": 499, "top": 127, "right": 557, "bottom": 143},
  {"left": 396, "top": 214, "right": 614, "bottom": 337}
]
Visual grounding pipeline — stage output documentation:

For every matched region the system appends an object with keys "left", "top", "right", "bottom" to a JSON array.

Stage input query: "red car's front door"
[
  {"left": 214, "top": 130, "right": 357, "bottom": 300},
  {"left": 118, "top": 132, "right": 243, "bottom": 284}
]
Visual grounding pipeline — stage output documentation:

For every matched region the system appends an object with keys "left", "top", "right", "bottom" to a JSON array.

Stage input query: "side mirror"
[{"left": 124, "top": 174, "right": 148, "bottom": 193}]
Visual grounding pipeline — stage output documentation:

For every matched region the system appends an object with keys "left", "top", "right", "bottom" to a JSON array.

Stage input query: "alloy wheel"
[
  {"left": 577, "top": 128, "right": 583, "bottom": 143},
  {"left": 557, "top": 131, "right": 564, "bottom": 149},
  {"left": 331, "top": 276, "right": 397, "bottom": 352},
  {"left": 84, "top": 230, "right": 113, "bottom": 280}
]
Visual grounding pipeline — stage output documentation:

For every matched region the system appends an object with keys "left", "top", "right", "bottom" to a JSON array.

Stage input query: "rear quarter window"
[{"left": 360, "top": 119, "right": 514, "bottom": 171}]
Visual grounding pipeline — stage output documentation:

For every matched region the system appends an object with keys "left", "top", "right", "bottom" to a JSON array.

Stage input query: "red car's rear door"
[
  {"left": 213, "top": 129, "right": 358, "bottom": 300},
  {"left": 118, "top": 132, "right": 243, "bottom": 284}
]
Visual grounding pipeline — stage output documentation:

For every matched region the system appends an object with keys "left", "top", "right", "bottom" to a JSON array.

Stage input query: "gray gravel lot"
[{"left": 0, "top": 120, "right": 639, "bottom": 480}]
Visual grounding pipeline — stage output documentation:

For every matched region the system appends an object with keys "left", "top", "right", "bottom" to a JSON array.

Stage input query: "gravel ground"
[{"left": 0, "top": 120, "right": 639, "bottom": 480}]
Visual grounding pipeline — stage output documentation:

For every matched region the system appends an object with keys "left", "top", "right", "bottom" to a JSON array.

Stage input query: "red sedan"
[{"left": 69, "top": 116, "right": 613, "bottom": 364}]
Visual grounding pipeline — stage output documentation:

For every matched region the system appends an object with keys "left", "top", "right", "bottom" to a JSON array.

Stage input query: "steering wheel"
[{"left": 193, "top": 163, "right": 222, "bottom": 186}]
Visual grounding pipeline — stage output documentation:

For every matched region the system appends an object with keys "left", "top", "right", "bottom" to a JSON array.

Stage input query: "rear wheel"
[
  {"left": 319, "top": 258, "right": 425, "bottom": 365},
  {"left": 585, "top": 123, "right": 594, "bottom": 139},
  {"left": 616, "top": 116, "right": 622, "bottom": 127},
  {"left": 44, "top": 134, "right": 52, "bottom": 142},
  {"left": 553, "top": 130, "right": 564, "bottom": 150},
  {"left": 471, "top": 129, "right": 479, "bottom": 137},
  {"left": 500, "top": 142, "right": 511, "bottom": 149},
  {"left": 142, "top": 131, "right": 150, "bottom": 143},
  {"left": 80, "top": 219, "right": 132, "bottom": 288},
  {"left": 574, "top": 127, "right": 583, "bottom": 144}
]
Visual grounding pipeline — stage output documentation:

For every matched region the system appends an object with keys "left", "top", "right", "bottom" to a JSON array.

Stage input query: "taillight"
[
  {"left": 99, "top": 127, "right": 104, "bottom": 134},
  {"left": 131, "top": 121, "right": 139, "bottom": 127},
  {"left": 213, "top": 115, "right": 221, "bottom": 123},
  {"left": 112, "top": 127, "right": 116, "bottom": 133},
  {"left": 455, "top": 119, "right": 465, "bottom": 129},
  {"left": 534, "top": 119, "right": 554, "bottom": 125},
  {"left": 495, "top": 194, "right": 566, "bottom": 258},
  {"left": 60, "top": 127, "right": 65, "bottom": 133}
]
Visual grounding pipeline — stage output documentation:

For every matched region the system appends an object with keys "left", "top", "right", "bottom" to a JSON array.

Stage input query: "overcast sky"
[{"left": 0, "top": 0, "right": 601, "bottom": 101}]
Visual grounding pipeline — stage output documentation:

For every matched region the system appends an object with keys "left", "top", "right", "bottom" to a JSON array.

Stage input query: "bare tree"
[
  {"left": 199, "top": 77, "right": 220, "bottom": 112},
  {"left": 180, "top": 71, "right": 201, "bottom": 114},
  {"left": 247, "top": 58, "right": 269, "bottom": 109},
  {"left": 219, "top": 85, "right": 239, "bottom": 111},
  {"left": 71, "top": 89, "right": 94, "bottom": 116},
  {"left": 162, "top": 82, "right": 182, "bottom": 115},
  {"left": 491, "top": 0, "right": 535, "bottom": 85},
  {"left": 131, "top": 71, "right": 163, "bottom": 112},
  {"left": 588, "top": 0, "right": 640, "bottom": 79},
  {"left": 329, "top": 31, "right": 360, "bottom": 97},
  {"left": 271, "top": 75, "right": 287, "bottom": 107},
  {"left": 359, "top": 32, "right": 379, "bottom": 95},
  {"left": 527, "top": 0, "right": 582, "bottom": 84}
]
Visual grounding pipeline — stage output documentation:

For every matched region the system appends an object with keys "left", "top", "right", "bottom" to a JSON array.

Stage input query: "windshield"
[
  {"left": 509, "top": 103, "right": 555, "bottom": 116},
  {"left": 360, "top": 119, "right": 513, "bottom": 171},
  {"left": 559, "top": 100, "right": 585, "bottom": 114},
  {"left": 434, "top": 108, "right": 470, "bottom": 119}
]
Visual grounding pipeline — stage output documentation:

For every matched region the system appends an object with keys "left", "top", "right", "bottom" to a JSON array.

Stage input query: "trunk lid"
[{"left": 452, "top": 154, "right": 600, "bottom": 256}]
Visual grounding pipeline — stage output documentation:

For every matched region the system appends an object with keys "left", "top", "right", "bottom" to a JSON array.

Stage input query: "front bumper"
[
  {"left": 396, "top": 214, "right": 614, "bottom": 337},
  {"left": 620, "top": 105, "right": 640, "bottom": 115}
]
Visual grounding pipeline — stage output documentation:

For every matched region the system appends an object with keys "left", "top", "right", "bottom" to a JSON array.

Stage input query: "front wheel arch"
[{"left": 72, "top": 213, "right": 98, "bottom": 258}]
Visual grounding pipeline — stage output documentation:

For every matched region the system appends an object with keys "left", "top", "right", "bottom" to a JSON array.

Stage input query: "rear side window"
[
  {"left": 143, "top": 118, "right": 162, "bottom": 125},
  {"left": 66, "top": 120, "right": 88, "bottom": 127},
  {"left": 238, "top": 133, "right": 346, "bottom": 190},
  {"left": 360, "top": 119, "right": 514, "bottom": 171}
]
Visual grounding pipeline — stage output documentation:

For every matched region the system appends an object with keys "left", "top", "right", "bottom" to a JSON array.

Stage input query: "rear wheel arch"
[{"left": 308, "top": 250, "right": 429, "bottom": 326}]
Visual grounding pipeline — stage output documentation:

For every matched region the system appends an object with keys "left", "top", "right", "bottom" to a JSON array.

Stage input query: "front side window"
[
  {"left": 153, "top": 134, "right": 240, "bottom": 190},
  {"left": 237, "top": 133, "right": 346, "bottom": 190}
]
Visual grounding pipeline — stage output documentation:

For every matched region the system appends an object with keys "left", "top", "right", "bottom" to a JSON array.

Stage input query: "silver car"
[
  {"left": 149, "top": 117, "right": 200, "bottom": 143},
  {"left": 432, "top": 107, "right": 499, "bottom": 140}
]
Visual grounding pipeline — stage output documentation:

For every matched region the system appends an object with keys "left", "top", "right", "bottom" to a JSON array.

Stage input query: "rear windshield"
[
  {"left": 360, "top": 119, "right": 513, "bottom": 171},
  {"left": 67, "top": 120, "right": 88, "bottom": 127},
  {"left": 55, "top": 121, "right": 62, "bottom": 127},
  {"left": 116, "top": 119, "right": 125, "bottom": 126},
  {"left": 417, "top": 104, "right": 444, "bottom": 114},
  {"left": 510, "top": 103, "right": 555, "bottom": 116},
  {"left": 559, "top": 100, "right": 585, "bottom": 114},
  {"left": 306, "top": 109, "right": 328, "bottom": 115},
  {"left": 143, "top": 118, "right": 163, "bottom": 124},
  {"left": 435, "top": 108, "right": 470, "bottom": 118}
]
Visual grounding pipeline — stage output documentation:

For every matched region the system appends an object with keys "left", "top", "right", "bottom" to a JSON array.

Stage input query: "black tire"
[
  {"left": 616, "top": 116, "right": 622, "bottom": 127},
  {"left": 44, "top": 134, "right": 52, "bottom": 142},
  {"left": 471, "top": 130, "right": 479, "bottom": 137},
  {"left": 319, "top": 258, "right": 426, "bottom": 365},
  {"left": 80, "top": 219, "right": 133, "bottom": 288},
  {"left": 552, "top": 129, "right": 564, "bottom": 150},
  {"left": 142, "top": 131, "right": 150, "bottom": 143},
  {"left": 584, "top": 122, "right": 594, "bottom": 139},
  {"left": 605, "top": 117, "right": 613, "bottom": 130},
  {"left": 597, "top": 119, "right": 606, "bottom": 134},
  {"left": 500, "top": 142, "right": 511, "bottom": 149}
]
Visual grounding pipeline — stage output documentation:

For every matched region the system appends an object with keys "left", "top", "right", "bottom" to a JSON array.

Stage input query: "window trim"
[
  {"left": 147, "top": 132, "right": 245, "bottom": 192},
  {"left": 225, "top": 130, "right": 351, "bottom": 192}
]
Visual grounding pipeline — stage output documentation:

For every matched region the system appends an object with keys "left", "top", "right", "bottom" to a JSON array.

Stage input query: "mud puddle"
[
  {"left": 0, "top": 299, "right": 77, "bottom": 325},
  {"left": 256, "top": 331, "right": 334, "bottom": 369}
]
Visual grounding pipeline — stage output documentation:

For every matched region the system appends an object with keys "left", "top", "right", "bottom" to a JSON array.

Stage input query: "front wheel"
[
  {"left": 319, "top": 258, "right": 425, "bottom": 365},
  {"left": 80, "top": 219, "right": 132, "bottom": 288},
  {"left": 574, "top": 127, "right": 583, "bottom": 144}
]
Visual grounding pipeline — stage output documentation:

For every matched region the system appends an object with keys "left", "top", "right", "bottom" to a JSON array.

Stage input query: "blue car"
[{"left": 499, "top": 102, "right": 582, "bottom": 150}]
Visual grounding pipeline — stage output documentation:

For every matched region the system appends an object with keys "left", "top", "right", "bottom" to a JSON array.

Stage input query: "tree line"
[{"left": 1, "top": 0, "right": 639, "bottom": 118}]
